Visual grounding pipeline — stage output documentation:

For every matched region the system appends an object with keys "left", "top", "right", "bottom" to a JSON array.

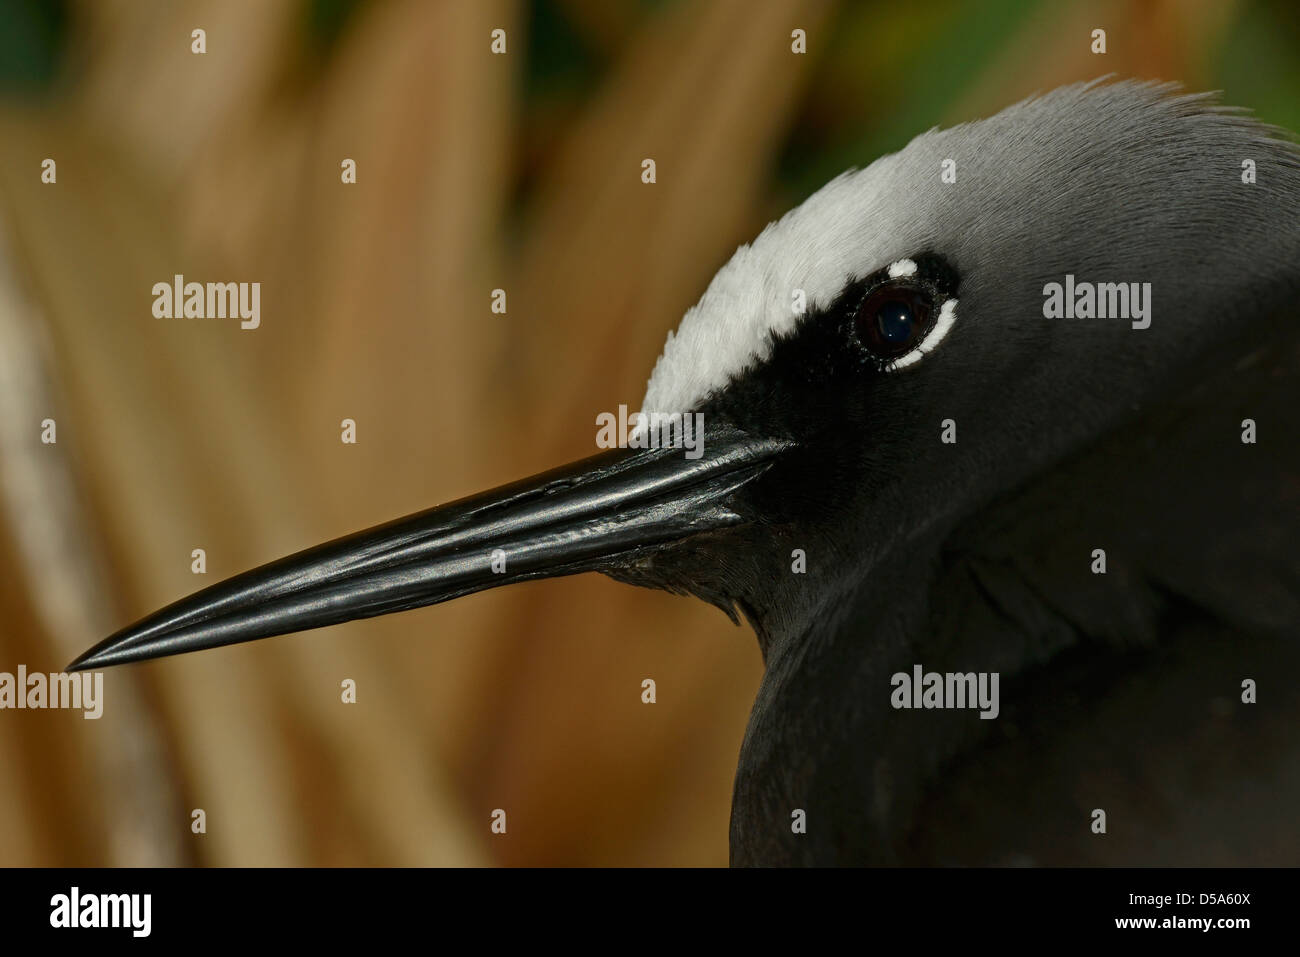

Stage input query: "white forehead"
[
  {"left": 638, "top": 79, "right": 1197, "bottom": 415},
  {"left": 639, "top": 147, "right": 944, "bottom": 414},
  {"left": 639, "top": 78, "right": 1300, "bottom": 414}
]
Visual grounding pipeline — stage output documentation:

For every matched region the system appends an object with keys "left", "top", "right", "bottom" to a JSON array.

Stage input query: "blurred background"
[{"left": 0, "top": 0, "right": 1297, "bottom": 866}]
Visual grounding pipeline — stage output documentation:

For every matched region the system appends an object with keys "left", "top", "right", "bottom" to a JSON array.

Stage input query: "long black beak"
[{"left": 68, "top": 425, "right": 787, "bottom": 671}]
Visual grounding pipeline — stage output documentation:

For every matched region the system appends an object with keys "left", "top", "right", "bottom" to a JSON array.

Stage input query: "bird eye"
[{"left": 852, "top": 285, "right": 933, "bottom": 361}]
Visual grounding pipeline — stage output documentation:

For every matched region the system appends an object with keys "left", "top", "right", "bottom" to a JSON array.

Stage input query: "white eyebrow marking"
[
  {"left": 887, "top": 258, "right": 918, "bottom": 279},
  {"left": 887, "top": 298, "right": 958, "bottom": 370}
]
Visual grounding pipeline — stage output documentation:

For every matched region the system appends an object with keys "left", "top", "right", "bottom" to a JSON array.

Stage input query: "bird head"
[{"left": 623, "top": 79, "right": 1300, "bottom": 664}]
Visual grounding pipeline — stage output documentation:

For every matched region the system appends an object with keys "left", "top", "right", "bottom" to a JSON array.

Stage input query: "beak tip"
[
  {"left": 65, "top": 650, "right": 98, "bottom": 673},
  {"left": 67, "top": 633, "right": 143, "bottom": 672}
]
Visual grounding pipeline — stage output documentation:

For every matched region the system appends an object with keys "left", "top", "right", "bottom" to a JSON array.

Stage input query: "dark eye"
[{"left": 852, "top": 285, "right": 933, "bottom": 360}]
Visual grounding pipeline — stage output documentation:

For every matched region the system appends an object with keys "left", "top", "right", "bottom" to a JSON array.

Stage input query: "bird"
[{"left": 70, "top": 79, "right": 1300, "bottom": 866}]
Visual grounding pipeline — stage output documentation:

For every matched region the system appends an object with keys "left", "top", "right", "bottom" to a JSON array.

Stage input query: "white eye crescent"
[
  {"left": 887, "top": 258, "right": 918, "bottom": 279},
  {"left": 886, "top": 298, "right": 959, "bottom": 371}
]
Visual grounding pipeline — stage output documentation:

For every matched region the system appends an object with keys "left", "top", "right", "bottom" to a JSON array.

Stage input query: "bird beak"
[{"left": 68, "top": 424, "right": 787, "bottom": 671}]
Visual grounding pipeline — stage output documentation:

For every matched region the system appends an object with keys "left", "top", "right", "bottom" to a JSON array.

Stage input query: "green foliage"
[{"left": 0, "top": 0, "right": 67, "bottom": 94}]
